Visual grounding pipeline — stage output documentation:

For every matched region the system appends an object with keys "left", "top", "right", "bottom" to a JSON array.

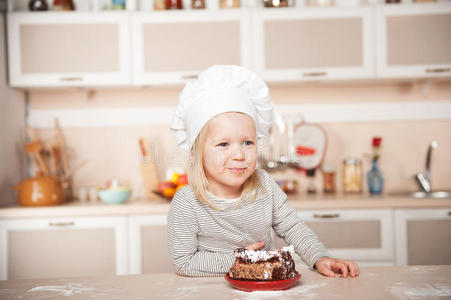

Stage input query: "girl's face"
[{"left": 202, "top": 112, "right": 257, "bottom": 198}]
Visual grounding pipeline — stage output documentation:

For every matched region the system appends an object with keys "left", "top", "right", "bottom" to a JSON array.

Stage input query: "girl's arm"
[
  {"left": 167, "top": 189, "right": 235, "bottom": 277},
  {"left": 270, "top": 177, "right": 331, "bottom": 270}
]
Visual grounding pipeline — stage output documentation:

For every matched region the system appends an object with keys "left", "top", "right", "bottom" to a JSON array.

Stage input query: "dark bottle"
[
  {"left": 29, "top": 0, "right": 49, "bottom": 11},
  {"left": 166, "top": 0, "right": 183, "bottom": 9},
  {"left": 306, "top": 169, "right": 317, "bottom": 194}
]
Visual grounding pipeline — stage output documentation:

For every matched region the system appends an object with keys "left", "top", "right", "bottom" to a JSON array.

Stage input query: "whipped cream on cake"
[{"left": 228, "top": 245, "right": 297, "bottom": 281}]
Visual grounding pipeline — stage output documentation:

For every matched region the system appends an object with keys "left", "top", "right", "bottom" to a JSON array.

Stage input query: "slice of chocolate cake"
[{"left": 228, "top": 245, "right": 297, "bottom": 281}]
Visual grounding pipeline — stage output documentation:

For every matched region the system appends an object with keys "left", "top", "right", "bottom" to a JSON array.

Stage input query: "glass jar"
[
  {"left": 343, "top": 158, "right": 362, "bottom": 193},
  {"left": 154, "top": 0, "right": 166, "bottom": 10},
  {"left": 192, "top": 0, "right": 206, "bottom": 8},
  {"left": 322, "top": 165, "right": 336, "bottom": 194},
  {"left": 306, "top": 0, "right": 334, "bottom": 6},
  {"left": 219, "top": 0, "right": 240, "bottom": 8},
  {"left": 276, "top": 180, "right": 298, "bottom": 194},
  {"left": 165, "top": 0, "right": 183, "bottom": 9},
  {"left": 263, "top": 0, "right": 288, "bottom": 7},
  {"left": 52, "top": 0, "right": 75, "bottom": 10},
  {"left": 29, "top": 0, "right": 49, "bottom": 11}
]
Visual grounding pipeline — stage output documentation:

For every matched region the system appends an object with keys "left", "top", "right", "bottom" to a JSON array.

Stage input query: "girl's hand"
[
  {"left": 245, "top": 241, "right": 264, "bottom": 250},
  {"left": 314, "top": 257, "right": 359, "bottom": 278}
]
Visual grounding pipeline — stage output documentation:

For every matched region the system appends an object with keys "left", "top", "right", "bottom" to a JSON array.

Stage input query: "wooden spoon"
[
  {"left": 50, "top": 144, "right": 61, "bottom": 176},
  {"left": 55, "top": 119, "right": 69, "bottom": 177},
  {"left": 25, "top": 141, "right": 49, "bottom": 176}
]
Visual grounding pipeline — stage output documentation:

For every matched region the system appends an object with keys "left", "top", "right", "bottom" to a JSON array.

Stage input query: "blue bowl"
[{"left": 98, "top": 188, "right": 131, "bottom": 204}]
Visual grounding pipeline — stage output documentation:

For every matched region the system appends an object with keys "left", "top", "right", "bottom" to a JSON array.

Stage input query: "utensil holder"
[{"left": 141, "top": 159, "right": 160, "bottom": 200}]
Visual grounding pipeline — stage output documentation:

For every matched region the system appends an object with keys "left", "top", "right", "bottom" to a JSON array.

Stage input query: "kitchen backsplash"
[{"left": 28, "top": 80, "right": 451, "bottom": 199}]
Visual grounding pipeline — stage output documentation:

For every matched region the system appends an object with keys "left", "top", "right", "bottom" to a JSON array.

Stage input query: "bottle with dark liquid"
[{"left": 166, "top": 0, "right": 183, "bottom": 9}]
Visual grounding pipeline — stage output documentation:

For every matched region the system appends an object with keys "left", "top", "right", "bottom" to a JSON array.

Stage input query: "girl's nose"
[{"left": 231, "top": 146, "right": 245, "bottom": 160}]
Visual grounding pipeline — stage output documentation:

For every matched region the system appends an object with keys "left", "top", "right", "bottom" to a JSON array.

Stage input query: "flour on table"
[
  {"left": 408, "top": 266, "right": 441, "bottom": 275},
  {"left": 28, "top": 283, "right": 96, "bottom": 297},
  {"left": 386, "top": 282, "right": 451, "bottom": 299}
]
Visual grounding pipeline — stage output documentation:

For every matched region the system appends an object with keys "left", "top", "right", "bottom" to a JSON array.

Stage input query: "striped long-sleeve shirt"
[{"left": 167, "top": 169, "right": 330, "bottom": 277}]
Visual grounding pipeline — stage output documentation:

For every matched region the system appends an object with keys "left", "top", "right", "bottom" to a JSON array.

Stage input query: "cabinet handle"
[
  {"left": 181, "top": 74, "right": 199, "bottom": 80},
  {"left": 313, "top": 213, "right": 340, "bottom": 219},
  {"left": 425, "top": 68, "right": 450, "bottom": 74},
  {"left": 49, "top": 221, "right": 75, "bottom": 227},
  {"left": 302, "top": 72, "right": 327, "bottom": 77},
  {"left": 59, "top": 77, "right": 83, "bottom": 82}
]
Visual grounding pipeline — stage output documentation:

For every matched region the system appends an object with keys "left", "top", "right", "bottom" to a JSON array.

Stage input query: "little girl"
[{"left": 168, "top": 65, "right": 359, "bottom": 279}]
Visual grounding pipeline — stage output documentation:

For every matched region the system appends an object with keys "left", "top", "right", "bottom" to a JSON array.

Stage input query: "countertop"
[
  {"left": 1, "top": 194, "right": 451, "bottom": 219},
  {"left": 0, "top": 266, "right": 450, "bottom": 299}
]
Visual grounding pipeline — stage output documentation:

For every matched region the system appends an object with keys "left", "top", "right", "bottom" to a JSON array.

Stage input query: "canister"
[{"left": 343, "top": 158, "right": 362, "bottom": 193}]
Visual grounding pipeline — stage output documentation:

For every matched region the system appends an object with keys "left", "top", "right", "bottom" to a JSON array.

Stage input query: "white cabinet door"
[
  {"left": 252, "top": 7, "right": 375, "bottom": 82},
  {"left": 128, "top": 215, "right": 172, "bottom": 274},
  {"left": 0, "top": 216, "right": 128, "bottom": 280},
  {"left": 376, "top": 3, "right": 451, "bottom": 79},
  {"left": 131, "top": 10, "right": 251, "bottom": 85},
  {"left": 394, "top": 208, "right": 451, "bottom": 266},
  {"left": 7, "top": 12, "right": 131, "bottom": 87},
  {"left": 274, "top": 209, "right": 394, "bottom": 266}
]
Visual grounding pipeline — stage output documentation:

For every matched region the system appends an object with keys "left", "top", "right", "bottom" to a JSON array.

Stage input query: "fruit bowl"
[
  {"left": 154, "top": 173, "right": 188, "bottom": 200},
  {"left": 98, "top": 188, "right": 131, "bottom": 204}
]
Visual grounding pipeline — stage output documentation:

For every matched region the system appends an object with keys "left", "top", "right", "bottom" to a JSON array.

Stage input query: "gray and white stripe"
[{"left": 167, "top": 169, "right": 330, "bottom": 277}]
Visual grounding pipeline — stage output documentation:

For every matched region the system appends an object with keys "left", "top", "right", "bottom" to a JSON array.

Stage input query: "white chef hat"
[{"left": 171, "top": 65, "right": 273, "bottom": 152}]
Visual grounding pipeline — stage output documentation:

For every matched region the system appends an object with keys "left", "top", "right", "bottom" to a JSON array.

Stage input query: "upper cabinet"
[
  {"left": 131, "top": 10, "right": 251, "bottom": 85},
  {"left": 375, "top": 3, "right": 451, "bottom": 79},
  {"left": 6, "top": 3, "right": 451, "bottom": 87},
  {"left": 252, "top": 7, "right": 375, "bottom": 82},
  {"left": 7, "top": 12, "right": 131, "bottom": 87}
]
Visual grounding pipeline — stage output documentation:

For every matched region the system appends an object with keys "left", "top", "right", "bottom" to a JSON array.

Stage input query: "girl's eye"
[
  {"left": 218, "top": 142, "right": 229, "bottom": 147},
  {"left": 243, "top": 140, "right": 254, "bottom": 146}
]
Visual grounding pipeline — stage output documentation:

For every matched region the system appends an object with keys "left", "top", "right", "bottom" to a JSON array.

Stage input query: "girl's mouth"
[{"left": 228, "top": 167, "right": 247, "bottom": 174}]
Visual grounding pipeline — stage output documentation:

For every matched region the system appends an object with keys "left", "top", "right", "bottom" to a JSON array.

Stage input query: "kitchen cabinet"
[
  {"left": 128, "top": 215, "right": 173, "bottom": 274},
  {"left": 273, "top": 209, "right": 394, "bottom": 266},
  {"left": 375, "top": 3, "right": 451, "bottom": 79},
  {"left": 394, "top": 208, "right": 451, "bottom": 266},
  {"left": 7, "top": 12, "right": 131, "bottom": 87},
  {"left": 7, "top": 3, "right": 451, "bottom": 88},
  {"left": 131, "top": 10, "right": 252, "bottom": 85},
  {"left": 252, "top": 7, "right": 375, "bottom": 82},
  {"left": 0, "top": 216, "right": 128, "bottom": 280}
]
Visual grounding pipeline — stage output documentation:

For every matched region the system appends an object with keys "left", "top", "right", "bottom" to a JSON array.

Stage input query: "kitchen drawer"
[
  {"left": 0, "top": 216, "right": 128, "bottom": 280},
  {"left": 273, "top": 208, "right": 394, "bottom": 264}
]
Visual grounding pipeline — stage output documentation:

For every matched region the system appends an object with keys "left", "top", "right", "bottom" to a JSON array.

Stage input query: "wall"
[
  {"left": 0, "top": 14, "right": 26, "bottom": 206},
  {"left": 27, "top": 80, "right": 451, "bottom": 200}
]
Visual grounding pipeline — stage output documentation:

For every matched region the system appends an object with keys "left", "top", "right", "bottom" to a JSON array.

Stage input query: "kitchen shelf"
[{"left": 10, "top": 0, "right": 450, "bottom": 12}]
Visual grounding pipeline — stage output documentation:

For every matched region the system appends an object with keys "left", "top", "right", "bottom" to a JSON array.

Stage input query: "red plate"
[{"left": 225, "top": 272, "right": 301, "bottom": 292}]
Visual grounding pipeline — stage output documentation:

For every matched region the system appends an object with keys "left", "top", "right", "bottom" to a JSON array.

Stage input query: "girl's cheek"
[{"left": 207, "top": 152, "right": 226, "bottom": 167}]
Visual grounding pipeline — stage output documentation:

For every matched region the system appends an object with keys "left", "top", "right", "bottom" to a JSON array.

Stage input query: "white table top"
[{"left": 1, "top": 266, "right": 450, "bottom": 299}]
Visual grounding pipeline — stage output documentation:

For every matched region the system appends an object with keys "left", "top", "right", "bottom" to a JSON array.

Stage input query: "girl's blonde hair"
[{"left": 187, "top": 117, "right": 262, "bottom": 210}]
